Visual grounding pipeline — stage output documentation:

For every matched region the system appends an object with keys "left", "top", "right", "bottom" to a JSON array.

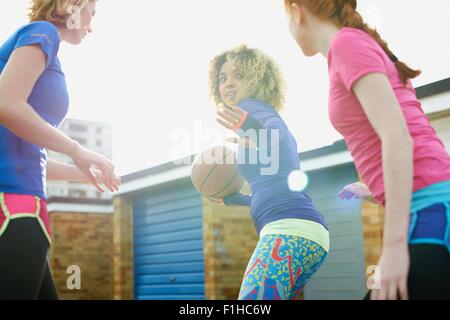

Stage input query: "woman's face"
[
  {"left": 286, "top": 4, "right": 318, "bottom": 57},
  {"left": 218, "top": 61, "right": 247, "bottom": 107},
  {"left": 64, "top": 1, "right": 96, "bottom": 45}
]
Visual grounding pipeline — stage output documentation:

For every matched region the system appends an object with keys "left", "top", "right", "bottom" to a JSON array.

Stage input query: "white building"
[{"left": 47, "top": 118, "right": 113, "bottom": 200}]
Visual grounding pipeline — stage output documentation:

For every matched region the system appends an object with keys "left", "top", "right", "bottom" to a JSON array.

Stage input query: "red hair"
[{"left": 285, "top": 0, "right": 421, "bottom": 84}]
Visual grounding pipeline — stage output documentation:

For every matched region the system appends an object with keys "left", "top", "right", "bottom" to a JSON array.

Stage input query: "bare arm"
[
  {"left": 354, "top": 74, "right": 412, "bottom": 247},
  {"left": 353, "top": 73, "right": 413, "bottom": 300},
  {"left": 46, "top": 159, "right": 90, "bottom": 183},
  {"left": 0, "top": 45, "right": 78, "bottom": 155},
  {"left": 47, "top": 159, "right": 121, "bottom": 191},
  {"left": 0, "top": 45, "right": 118, "bottom": 191}
]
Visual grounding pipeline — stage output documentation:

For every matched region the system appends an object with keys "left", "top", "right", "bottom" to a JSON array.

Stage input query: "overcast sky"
[{"left": 2, "top": 0, "right": 450, "bottom": 175}]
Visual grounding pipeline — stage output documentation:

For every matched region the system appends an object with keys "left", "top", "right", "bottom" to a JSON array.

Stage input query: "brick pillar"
[
  {"left": 203, "top": 188, "right": 258, "bottom": 300},
  {"left": 113, "top": 196, "right": 134, "bottom": 300},
  {"left": 361, "top": 201, "right": 385, "bottom": 272}
]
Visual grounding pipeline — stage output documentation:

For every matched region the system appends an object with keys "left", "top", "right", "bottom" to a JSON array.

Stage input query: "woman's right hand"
[
  {"left": 69, "top": 142, "right": 117, "bottom": 193},
  {"left": 339, "top": 182, "right": 376, "bottom": 203}
]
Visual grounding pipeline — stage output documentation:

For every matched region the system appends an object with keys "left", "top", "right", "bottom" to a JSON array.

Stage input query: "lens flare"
[{"left": 288, "top": 170, "right": 309, "bottom": 192}]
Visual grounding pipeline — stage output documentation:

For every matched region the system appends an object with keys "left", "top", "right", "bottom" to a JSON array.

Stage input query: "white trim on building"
[
  {"left": 117, "top": 78, "right": 450, "bottom": 197},
  {"left": 420, "top": 92, "right": 450, "bottom": 114},
  {"left": 116, "top": 150, "right": 354, "bottom": 196},
  {"left": 47, "top": 202, "right": 114, "bottom": 214}
]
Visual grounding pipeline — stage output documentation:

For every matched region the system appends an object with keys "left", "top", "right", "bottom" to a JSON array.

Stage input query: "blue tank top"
[
  {"left": 224, "top": 99, "right": 328, "bottom": 234},
  {"left": 0, "top": 21, "right": 69, "bottom": 200}
]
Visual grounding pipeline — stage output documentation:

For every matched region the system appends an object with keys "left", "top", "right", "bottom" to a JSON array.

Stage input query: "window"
[
  {"left": 69, "top": 124, "right": 87, "bottom": 133},
  {"left": 71, "top": 137, "right": 87, "bottom": 146},
  {"left": 68, "top": 189, "right": 87, "bottom": 198}
]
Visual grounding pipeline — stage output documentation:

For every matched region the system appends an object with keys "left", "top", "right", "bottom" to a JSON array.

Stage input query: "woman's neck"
[
  {"left": 55, "top": 23, "right": 68, "bottom": 43},
  {"left": 314, "top": 22, "right": 341, "bottom": 57}
]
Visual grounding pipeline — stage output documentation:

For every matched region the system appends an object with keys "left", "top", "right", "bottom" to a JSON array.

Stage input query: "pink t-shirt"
[{"left": 328, "top": 27, "right": 450, "bottom": 205}]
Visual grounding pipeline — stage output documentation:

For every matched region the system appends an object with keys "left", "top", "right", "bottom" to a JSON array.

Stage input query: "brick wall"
[
  {"left": 48, "top": 196, "right": 133, "bottom": 301},
  {"left": 112, "top": 196, "right": 134, "bottom": 300},
  {"left": 49, "top": 212, "right": 113, "bottom": 300},
  {"left": 203, "top": 190, "right": 258, "bottom": 300}
]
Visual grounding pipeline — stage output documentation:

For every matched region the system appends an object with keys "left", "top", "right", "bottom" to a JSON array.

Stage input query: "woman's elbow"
[
  {"left": 0, "top": 98, "right": 19, "bottom": 124},
  {"left": 0, "top": 98, "right": 6, "bottom": 121},
  {"left": 0, "top": 98, "right": 12, "bottom": 122}
]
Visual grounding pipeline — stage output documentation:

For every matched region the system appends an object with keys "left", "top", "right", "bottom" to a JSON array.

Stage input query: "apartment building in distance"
[{"left": 47, "top": 118, "right": 113, "bottom": 200}]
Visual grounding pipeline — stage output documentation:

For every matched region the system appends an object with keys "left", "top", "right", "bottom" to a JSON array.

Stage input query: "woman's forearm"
[
  {"left": 46, "top": 159, "right": 89, "bottom": 183},
  {"left": 381, "top": 133, "right": 414, "bottom": 245},
  {"left": 0, "top": 99, "right": 78, "bottom": 156},
  {"left": 223, "top": 193, "right": 251, "bottom": 207}
]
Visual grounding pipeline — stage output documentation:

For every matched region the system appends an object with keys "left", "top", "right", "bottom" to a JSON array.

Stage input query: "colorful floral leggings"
[{"left": 239, "top": 234, "right": 328, "bottom": 300}]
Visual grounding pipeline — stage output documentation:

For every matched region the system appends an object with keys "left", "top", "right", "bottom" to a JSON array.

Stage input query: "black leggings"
[
  {"left": 364, "top": 244, "right": 450, "bottom": 300},
  {"left": 0, "top": 218, "right": 58, "bottom": 300}
]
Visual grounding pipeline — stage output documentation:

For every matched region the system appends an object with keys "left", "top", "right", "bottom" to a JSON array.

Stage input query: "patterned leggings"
[{"left": 239, "top": 234, "right": 328, "bottom": 300}]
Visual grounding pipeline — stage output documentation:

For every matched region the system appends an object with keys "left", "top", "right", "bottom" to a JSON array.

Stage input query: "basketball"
[{"left": 191, "top": 146, "right": 244, "bottom": 198}]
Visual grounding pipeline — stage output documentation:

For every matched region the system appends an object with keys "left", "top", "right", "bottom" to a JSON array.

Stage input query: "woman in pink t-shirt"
[{"left": 283, "top": 0, "right": 450, "bottom": 300}]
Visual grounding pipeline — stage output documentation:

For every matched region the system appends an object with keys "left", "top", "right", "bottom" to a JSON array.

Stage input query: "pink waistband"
[{"left": 0, "top": 193, "right": 51, "bottom": 244}]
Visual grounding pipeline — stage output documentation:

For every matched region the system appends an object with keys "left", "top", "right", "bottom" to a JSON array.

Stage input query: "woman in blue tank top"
[
  {"left": 208, "top": 45, "right": 329, "bottom": 300},
  {"left": 0, "top": 0, "right": 120, "bottom": 299}
]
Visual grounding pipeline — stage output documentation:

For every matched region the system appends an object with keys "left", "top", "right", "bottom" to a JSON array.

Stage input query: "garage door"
[
  {"left": 304, "top": 164, "right": 366, "bottom": 300},
  {"left": 133, "top": 180, "right": 205, "bottom": 300}
]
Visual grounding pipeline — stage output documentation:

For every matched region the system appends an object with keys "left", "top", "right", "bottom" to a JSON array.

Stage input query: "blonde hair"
[
  {"left": 28, "top": 0, "right": 94, "bottom": 24},
  {"left": 209, "top": 45, "right": 286, "bottom": 112}
]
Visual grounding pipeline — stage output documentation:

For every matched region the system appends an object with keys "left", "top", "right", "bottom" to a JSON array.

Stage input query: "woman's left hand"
[
  {"left": 91, "top": 168, "right": 122, "bottom": 193},
  {"left": 216, "top": 104, "right": 247, "bottom": 131},
  {"left": 371, "top": 242, "right": 410, "bottom": 300},
  {"left": 339, "top": 182, "right": 377, "bottom": 203}
]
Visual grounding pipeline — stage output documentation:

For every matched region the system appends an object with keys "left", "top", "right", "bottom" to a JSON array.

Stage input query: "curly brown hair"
[{"left": 209, "top": 45, "right": 286, "bottom": 112}]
